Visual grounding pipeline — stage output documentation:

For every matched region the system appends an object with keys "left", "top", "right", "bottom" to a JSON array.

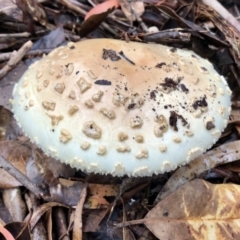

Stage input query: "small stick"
[
  {"left": 55, "top": 0, "right": 87, "bottom": 17},
  {"left": 72, "top": 185, "right": 87, "bottom": 240},
  {"left": 0, "top": 32, "right": 31, "bottom": 38},
  {"left": 0, "top": 48, "right": 53, "bottom": 62},
  {"left": 0, "top": 40, "right": 32, "bottom": 80}
]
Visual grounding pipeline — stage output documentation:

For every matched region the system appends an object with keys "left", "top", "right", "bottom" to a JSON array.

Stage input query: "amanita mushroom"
[{"left": 12, "top": 39, "right": 231, "bottom": 176}]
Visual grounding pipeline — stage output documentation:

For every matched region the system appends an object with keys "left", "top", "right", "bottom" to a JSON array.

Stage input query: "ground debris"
[{"left": 0, "top": 0, "right": 240, "bottom": 239}]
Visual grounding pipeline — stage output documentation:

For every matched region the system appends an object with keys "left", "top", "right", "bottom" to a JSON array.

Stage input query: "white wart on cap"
[{"left": 12, "top": 39, "right": 231, "bottom": 176}]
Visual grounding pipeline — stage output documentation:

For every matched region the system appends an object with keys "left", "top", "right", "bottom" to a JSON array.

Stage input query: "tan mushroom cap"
[{"left": 12, "top": 39, "right": 231, "bottom": 176}]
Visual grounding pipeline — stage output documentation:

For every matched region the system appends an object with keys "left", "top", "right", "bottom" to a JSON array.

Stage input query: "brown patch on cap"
[
  {"left": 169, "top": 111, "right": 188, "bottom": 131},
  {"left": 206, "top": 121, "right": 215, "bottom": 130},
  {"left": 192, "top": 96, "right": 208, "bottom": 110},
  {"left": 102, "top": 49, "right": 121, "bottom": 61}
]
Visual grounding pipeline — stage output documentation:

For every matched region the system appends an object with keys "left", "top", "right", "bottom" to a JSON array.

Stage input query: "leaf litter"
[
  {"left": 146, "top": 179, "right": 240, "bottom": 240},
  {"left": 1, "top": 0, "right": 240, "bottom": 239}
]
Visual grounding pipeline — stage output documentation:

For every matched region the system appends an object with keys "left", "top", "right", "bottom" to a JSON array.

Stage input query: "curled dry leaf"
[
  {"left": 3, "top": 222, "right": 31, "bottom": 240},
  {"left": 0, "top": 225, "right": 15, "bottom": 240},
  {"left": 155, "top": 140, "right": 240, "bottom": 204},
  {"left": 80, "top": 3, "right": 117, "bottom": 37},
  {"left": 146, "top": 179, "right": 240, "bottom": 240},
  {"left": 85, "top": 0, "right": 119, "bottom": 20},
  {"left": 2, "top": 188, "right": 27, "bottom": 222}
]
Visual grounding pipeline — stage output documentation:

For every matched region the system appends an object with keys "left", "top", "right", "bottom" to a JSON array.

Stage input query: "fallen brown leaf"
[
  {"left": 84, "top": 0, "right": 119, "bottom": 20},
  {"left": 0, "top": 63, "right": 28, "bottom": 110},
  {"left": 145, "top": 179, "right": 240, "bottom": 240},
  {"left": 154, "top": 140, "right": 240, "bottom": 204},
  {"left": 0, "top": 140, "right": 32, "bottom": 188},
  {"left": 85, "top": 184, "right": 118, "bottom": 209},
  {"left": 79, "top": 5, "right": 116, "bottom": 38},
  {"left": 48, "top": 178, "right": 86, "bottom": 206},
  {"left": 82, "top": 209, "right": 108, "bottom": 232},
  {"left": 2, "top": 188, "right": 27, "bottom": 222}
]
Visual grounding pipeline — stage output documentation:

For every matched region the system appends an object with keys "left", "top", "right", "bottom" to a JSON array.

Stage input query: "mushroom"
[{"left": 11, "top": 39, "right": 231, "bottom": 176}]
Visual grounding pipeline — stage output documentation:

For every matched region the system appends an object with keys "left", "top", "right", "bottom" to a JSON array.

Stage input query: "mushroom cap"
[{"left": 12, "top": 39, "right": 231, "bottom": 176}]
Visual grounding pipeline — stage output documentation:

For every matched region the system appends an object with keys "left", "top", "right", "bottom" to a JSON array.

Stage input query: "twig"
[
  {"left": 0, "top": 32, "right": 31, "bottom": 38},
  {"left": 0, "top": 48, "right": 53, "bottom": 62},
  {"left": 0, "top": 40, "right": 32, "bottom": 80},
  {"left": 0, "top": 155, "right": 49, "bottom": 198},
  {"left": 55, "top": 0, "right": 87, "bottom": 17},
  {"left": 202, "top": 0, "right": 240, "bottom": 33},
  {"left": 72, "top": 185, "right": 87, "bottom": 240}
]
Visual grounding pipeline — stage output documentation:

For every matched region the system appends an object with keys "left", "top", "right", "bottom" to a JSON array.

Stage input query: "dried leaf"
[
  {"left": 85, "top": 184, "right": 118, "bottom": 209},
  {"left": 197, "top": 3, "right": 240, "bottom": 67},
  {"left": 0, "top": 0, "right": 23, "bottom": 22},
  {"left": 0, "top": 198, "right": 12, "bottom": 224},
  {"left": 2, "top": 222, "right": 30, "bottom": 240},
  {"left": 230, "top": 109, "right": 240, "bottom": 134},
  {"left": 30, "top": 26, "right": 65, "bottom": 51},
  {"left": 3, "top": 188, "right": 27, "bottom": 221},
  {"left": 29, "top": 202, "right": 67, "bottom": 230},
  {"left": 146, "top": 179, "right": 240, "bottom": 240},
  {"left": 0, "top": 63, "right": 28, "bottom": 110},
  {"left": 82, "top": 209, "right": 107, "bottom": 232},
  {"left": 73, "top": 185, "right": 87, "bottom": 240},
  {"left": 155, "top": 140, "right": 240, "bottom": 204},
  {"left": 122, "top": 198, "right": 136, "bottom": 240},
  {"left": 46, "top": 178, "right": 86, "bottom": 206},
  {"left": 85, "top": 0, "right": 119, "bottom": 20},
  {"left": 156, "top": 5, "right": 229, "bottom": 47},
  {"left": 222, "top": 160, "right": 240, "bottom": 173},
  {"left": 0, "top": 140, "right": 32, "bottom": 188},
  {"left": 79, "top": 4, "right": 116, "bottom": 38},
  {"left": 26, "top": 149, "right": 75, "bottom": 185},
  {"left": 0, "top": 107, "right": 14, "bottom": 141},
  {"left": 0, "top": 225, "right": 14, "bottom": 240}
]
